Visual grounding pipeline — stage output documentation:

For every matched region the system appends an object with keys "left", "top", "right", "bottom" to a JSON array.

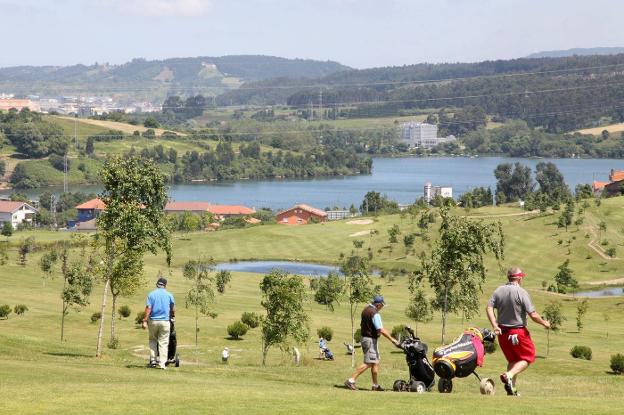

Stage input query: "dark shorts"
[
  {"left": 361, "top": 337, "right": 379, "bottom": 364},
  {"left": 498, "top": 327, "right": 536, "bottom": 364}
]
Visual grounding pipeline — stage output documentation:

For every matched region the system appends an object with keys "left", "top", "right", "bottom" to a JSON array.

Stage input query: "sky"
[{"left": 1, "top": 0, "right": 623, "bottom": 69}]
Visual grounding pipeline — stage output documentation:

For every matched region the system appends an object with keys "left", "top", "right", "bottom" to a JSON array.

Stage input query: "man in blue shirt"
[
  {"left": 344, "top": 295, "right": 400, "bottom": 391},
  {"left": 142, "top": 277, "right": 175, "bottom": 369}
]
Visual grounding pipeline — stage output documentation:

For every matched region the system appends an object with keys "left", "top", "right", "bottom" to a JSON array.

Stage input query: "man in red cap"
[{"left": 486, "top": 267, "right": 550, "bottom": 396}]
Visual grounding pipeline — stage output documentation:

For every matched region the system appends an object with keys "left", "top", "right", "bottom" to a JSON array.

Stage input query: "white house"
[{"left": 0, "top": 201, "right": 38, "bottom": 229}]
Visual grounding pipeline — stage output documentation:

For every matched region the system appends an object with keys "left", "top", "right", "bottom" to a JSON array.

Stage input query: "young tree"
[
  {"left": 0, "top": 243, "right": 9, "bottom": 266},
  {"left": 405, "top": 277, "right": 433, "bottom": 336},
  {"left": 313, "top": 272, "right": 344, "bottom": 311},
  {"left": 215, "top": 270, "right": 232, "bottom": 294},
  {"left": 341, "top": 255, "right": 374, "bottom": 367},
  {"left": 260, "top": 270, "right": 309, "bottom": 366},
  {"left": 61, "top": 261, "right": 93, "bottom": 341},
  {"left": 599, "top": 221, "right": 607, "bottom": 241},
  {"left": 184, "top": 259, "right": 217, "bottom": 347},
  {"left": 576, "top": 299, "right": 589, "bottom": 333},
  {"left": 554, "top": 260, "right": 578, "bottom": 294},
  {"left": 1, "top": 221, "right": 13, "bottom": 237},
  {"left": 387, "top": 224, "right": 401, "bottom": 244},
  {"left": 403, "top": 233, "right": 416, "bottom": 254},
  {"left": 543, "top": 301, "right": 566, "bottom": 356},
  {"left": 17, "top": 236, "right": 35, "bottom": 266},
  {"left": 95, "top": 156, "right": 172, "bottom": 358},
  {"left": 352, "top": 239, "right": 364, "bottom": 251},
  {"left": 416, "top": 207, "right": 504, "bottom": 343}
]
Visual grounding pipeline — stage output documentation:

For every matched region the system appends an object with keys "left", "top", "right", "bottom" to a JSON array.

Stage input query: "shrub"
[
  {"left": 107, "top": 337, "right": 119, "bottom": 349},
  {"left": 610, "top": 353, "right": 624, "bottom": 374},
  {"left": 391, "top": 324, "right": 409, "bottom": 341},
  {"left": 570, "top": 345, "right": 592, "bottom": 360},
  {"left": 309, "top": 278, "right": 319, "bottom": 291},
  {"left": 354, "top": 328, "right": 362, "bottom": 343},
  {"left": 135, "top": 311, "right": 146, "bottom": 326},
  {"left": 118, "top": 305, "right": 131, "bottom": 319},
  {"left": 0, "top": 304, "right": 12, "bottom": 319},
  {"left": 90, "top": 312, "right": 102, "bottom": 323},
  {"left": 227, "top": 321, "right": 249, "bottom": 339},
  {"left": 317, "top": 326, "right": 333, "bottom": 342},
  {"left": 606, "top": 247, "right": 617, "bottom": 258},
  {"left": 13, "top": 304, "right": 28, "bottom": 316},
  {"left": 241, "top": 312, "right": 261, "bottom": 329}
]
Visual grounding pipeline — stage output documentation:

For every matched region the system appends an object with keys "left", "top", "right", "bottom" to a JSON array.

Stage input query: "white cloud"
[{"left": 98, "top": 0, "right": 213, "bottom": 17}]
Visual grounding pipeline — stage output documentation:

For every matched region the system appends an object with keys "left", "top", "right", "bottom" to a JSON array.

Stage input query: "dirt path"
[
  {"left": 466, "top": 210, "right": 539, "bottom": 219},
  {"left": 586, "top": 225, "right": 617, "bottom": 260},
  {"left": 346, "top": 219, "right": 374, "bottom": 225},
  {"left": 587, "top": 277, "right": 624, "bottom": 285},
  {"left": 349, "top": 230, "right": 372, "bottom": 237}
]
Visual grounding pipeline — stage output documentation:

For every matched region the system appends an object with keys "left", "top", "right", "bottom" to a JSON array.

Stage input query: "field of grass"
[
  {"left": 576, "top": 123, "right": 624, "bottom": 136},
  {"left": 2, "top": 201, "right": 624, "bottom": 414},
  {"left": 51, "top": 116, "right": 184, "bottom": 137}
]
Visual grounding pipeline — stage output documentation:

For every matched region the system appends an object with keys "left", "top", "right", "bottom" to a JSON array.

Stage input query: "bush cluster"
[
  {"left": 118, "top": 305, "right": 131, "bottom": 319},
  {"left": 611, "top": 354, "right": 624, "bottom": 374},
  {"left": 317, "top": 326, "right": 333, "bottom": 342},
  {"left": 570, "top": 345, "right": 592, "bottom": 360},
  {"left": 241, "top": 312, "right": 261, "bottom": 329},
  {"left": 90, "top": 312, "right": 102, "bottom": 323},
  {"left": 227, "top": 321, "right": 249, "bottom": 339}
]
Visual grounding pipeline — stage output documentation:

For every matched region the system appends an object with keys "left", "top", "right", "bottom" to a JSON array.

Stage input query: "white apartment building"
[
  {"left": 400, "top": 122, "right": 438, "bottom": 148},
  {"left": 424, "top": 182, "right": 453, "bottom": 203}
]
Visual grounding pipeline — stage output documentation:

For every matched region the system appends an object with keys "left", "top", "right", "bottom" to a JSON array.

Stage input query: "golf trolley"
[
  {"left": 151, "top": 320, "right": 180, "bottom": 368},
  {"left": 431, "top": 327, "right": 496, "bottom": 394},
  {"left": 393, "top": 326, "right": 435, "bottom": 393},
  {"left": 320, "top": 347, "right": 334, "bottom": 361}
]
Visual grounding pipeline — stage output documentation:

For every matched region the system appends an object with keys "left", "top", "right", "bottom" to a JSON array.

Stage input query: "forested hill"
[
  {"left": 217, "top": 53, "right": 624, "bottom": 132},
  {"left": 0, "top": 55, "right": 349, "bottom": 101},
  {"left": 526, "top": 47, "right": 624, "bottom": 58}
]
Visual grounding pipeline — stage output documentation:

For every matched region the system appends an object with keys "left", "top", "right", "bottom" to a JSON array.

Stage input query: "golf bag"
[
  {"left": 431, "top": 327, "right": 495, "bottom": 394},
  {"left": 154, "top": 320, "right": 180, "bottom": 367},
  {"left": 321, "top": 347, "right": 334, "bottom": 360},
  {"left": 393, "top": 326, "right": 435, "bottom": 393}
]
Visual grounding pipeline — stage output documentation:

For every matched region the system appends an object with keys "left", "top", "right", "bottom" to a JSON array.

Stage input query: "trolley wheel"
[
  {"left": 438, "top": 378, "right": 453, "bottom": 393},
  {"left": 409, "top": 380, "right": 426, "bottom": 393},
  {"left": 393, "top": 380, "right": 407, "bottom": 392},
  {"left": 480, "top": 378, "right": 495, "bottom": 395},
  {"left": 175, "top": 354, "right": 180, "bottom": 367}
]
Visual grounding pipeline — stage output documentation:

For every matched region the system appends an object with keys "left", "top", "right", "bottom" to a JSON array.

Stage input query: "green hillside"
[{"left": 1, "top": 201, "right": 623, "bottom": 414}]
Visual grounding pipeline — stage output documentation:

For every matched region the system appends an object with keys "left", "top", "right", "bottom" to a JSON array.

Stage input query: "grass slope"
[{"left": 1, "top": 202, "right": 624, "bottom": 414}]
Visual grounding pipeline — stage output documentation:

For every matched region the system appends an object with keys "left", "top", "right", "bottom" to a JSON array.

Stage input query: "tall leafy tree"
[
  {"left": 535, "top": 162, "right": 570, "bottom": 204},
  {"left": 494, "top": 162, "right": 534, "bottom": 202},
  {"left": 416, "top": 207, "right": 504, "bottom": 343},
  {"left": 260, "top": 270, "right": 309, "bottom": 366},
  {"left": 95, "top": 156, "right": 172, "bottom": 358},
  {"left": 313, "top": 272, "right": 344, "bottom": 311}
]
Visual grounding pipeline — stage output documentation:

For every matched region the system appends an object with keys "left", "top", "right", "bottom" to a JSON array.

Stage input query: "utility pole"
[
  {"left": 74, "top": 116, "right": 78, "bottom": 149},
  {"left": 309, "top": 101, "right": 313, "bottom": 121},
  {"left": 319, "top": 89, "right": 323, "bottom": 121},
  {"left": 51, "top": 195, "right": 57, "bottom": 230}
]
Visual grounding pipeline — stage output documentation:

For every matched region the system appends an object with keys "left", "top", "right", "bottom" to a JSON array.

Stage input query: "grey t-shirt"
[{"left": 488, "top": 283, "right": 535, "bottom": 328}]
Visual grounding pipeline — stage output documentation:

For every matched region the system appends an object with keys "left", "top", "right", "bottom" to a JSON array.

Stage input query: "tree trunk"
[
  {"left": 95, "top": 278, "right": 110, "bottom": 358},
  {"left": 441, "top": 285, "right": 448, "bottom": 344},
  {"left": 60, "top": 275, "right": 67, "bottom": 341},
  {"left": 110, "top": 293, "right": 117, "bottom": 341},
  {"left": 262, "top": 337, "right": 268, "bottom": 366},
  {"left": 195, "top": 304, "right": 199, "bottom": 347},
  {"left": 350, "top": 303, "right": 355, "bottom": 368},
  {"left": 546, "top": 330, "right": 550, "bottom": 357}
]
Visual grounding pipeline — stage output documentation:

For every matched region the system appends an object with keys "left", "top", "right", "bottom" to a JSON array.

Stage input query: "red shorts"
[{"left": 498, "top": 327, "right": 536, "bottom": 364}]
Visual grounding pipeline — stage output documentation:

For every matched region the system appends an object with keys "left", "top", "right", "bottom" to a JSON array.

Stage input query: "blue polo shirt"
[{"left": 146, "top": 288, "right": 175, "bottom": 321}]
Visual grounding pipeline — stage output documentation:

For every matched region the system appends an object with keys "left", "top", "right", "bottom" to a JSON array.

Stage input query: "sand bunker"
[
  {"left": 349, "top": 230, "right": 372, "bottom": 237},
  {"left": 346, "top": 219, "right": 374, "bottom": 225}
]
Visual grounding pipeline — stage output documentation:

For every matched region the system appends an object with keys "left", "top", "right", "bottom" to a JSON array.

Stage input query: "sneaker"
[
  {"left": 344, "top": 380, "right": 357, "bottom": 391},
  {"left": 149, "top": 361, "right": 158, "bottom": 368},
  {"left": 371, "top": 385, "right": 384, "bottom": 392},
  {"left": 500, "top": 373, "right": 518, "bottom": 396}
]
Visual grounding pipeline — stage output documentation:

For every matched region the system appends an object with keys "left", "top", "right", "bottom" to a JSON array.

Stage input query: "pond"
[
  {"left": 575, "top": 287, "right": 624, "bottom": 298},
  {"left": 215, "top": 261, "right": 340, "bottom": 277}
]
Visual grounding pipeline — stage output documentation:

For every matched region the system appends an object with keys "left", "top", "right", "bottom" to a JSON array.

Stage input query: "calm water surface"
[
  {"left": 215, "top": 261, "right": 339, "bottom": 276},
  {"left": 3, "top": 157, "right": 621, "bottom": 210}
]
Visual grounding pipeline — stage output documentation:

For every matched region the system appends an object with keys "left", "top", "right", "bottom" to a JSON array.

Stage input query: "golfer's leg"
[
  {"left": 371, "top": 363, "right": 379, "bottom": 385},
  {"left": 157, "top": 321, "right": 170, "bottom": 368},
  {"left": 350, "top": 363, "right": 371, "bottom": 381},
  {"left": 148, "top": 321, "right": 158, "bottom": 363},
  {"left": 508, "top": 360, "right": 529, "bottom": 379}
]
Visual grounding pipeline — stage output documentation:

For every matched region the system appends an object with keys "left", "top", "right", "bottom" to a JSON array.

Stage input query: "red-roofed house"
[
  {"left": 165, "top": 201, "right": 255, "bottom": 220},
  {"left": 276, "top": 204, "right": 327, "bottom": 225},
  {"left": 593, "top": 181, "right": 609, "bottom": 194},
  {"left": 75, "top": 198, "right": 106, "bottom": 222},
  {"left": 610, "top": 170, "right": 624, "bottom": 182},
  {"left": 0, "top": 201, "right": 38, "bottom": 229}
]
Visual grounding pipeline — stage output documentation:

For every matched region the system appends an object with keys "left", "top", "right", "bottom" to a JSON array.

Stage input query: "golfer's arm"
[
  {"left": 528, "top": 311, "right": 548, "bottom": 327},
  {"left": 143, "top": 306, "right": 151, "bottom": 322},
  {"left": 170, "top": 304, "right": 175, "bottom": 319},
  {"left": 486, "top": 306, "right": 498, "bottom": 329},
  {"left": 378, "top": 328, "right": 398, "bottom": 344}
]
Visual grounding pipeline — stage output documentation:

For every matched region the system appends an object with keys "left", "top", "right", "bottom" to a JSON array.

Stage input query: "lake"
[
  {"left": 215, "top": 261, "right": 340, "bottom": 276},
  {"left": 3, "top": 157, "right": 621, "bottom": 210}
]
